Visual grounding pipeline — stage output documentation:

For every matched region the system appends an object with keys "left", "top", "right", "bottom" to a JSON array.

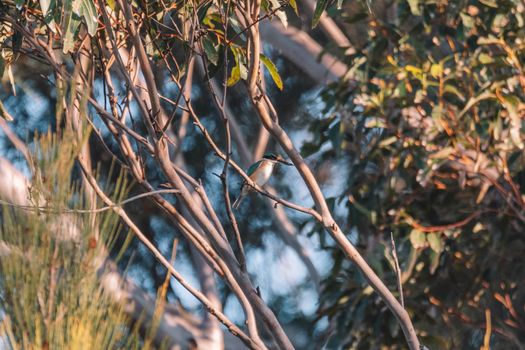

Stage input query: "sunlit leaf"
[
  {"left": 405, "top": 65, "right": 422, "bottom": 75},
  {"left": 289, "top": 0, "right": 299, "bottom": 15},
  {"left": 63, "top": 0, "right": 80, "bottom": 53},
  {"left": 410, "top": 229, "right": 426, "bottom": 249},
  {"left": 78, "top": 0, "right": 98, "bottom": 36},
  {"left": 429, "top": 147, "right": 454, "bottom": 159},
  {"left": 460, "top": 12, "right": 474, "bottom": 29},
  {"left": 479, "top": 0, "right": 497, "bottom": 8},
  {"left": 226, "top": 65, "right": 240, "bottom": 86},
  {"left": 260, "top": 54, "right": 283, "bottom": 90},
  {"left": 378, "top": 136, "right": 397, "bottom": 148},
  {"left": 267, "top": 0, "right": 288, "bottom": 28},
  {"left": 430, "top": 63, "right": 442, "bottom": 78},
  {"left": 427, "top": 233, "right": 443, "bottom": 253},
  {"left": 407, "top": 0, "right": 421, "bottom": 15},
  {"left": 226, "top": 47, "right": 248, "bottom": 86},
  {"left": 39, "top": 0, "right": 58, "bottom": 32},
  {"left": 364, "top": 117, "right": 386, "bottom": 128}
]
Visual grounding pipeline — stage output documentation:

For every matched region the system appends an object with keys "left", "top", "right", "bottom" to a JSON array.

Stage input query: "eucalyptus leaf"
[
  {"left": 39, "top": 0, "right": 58, "bottom": 32},
  {"left": 427, "top": 233, "right": 443, "bottom": 253},
  {"left": 260, "top": 54, "right": 283, "bottom": 90},
  {"left": 312, "top": 0, "right": 329, "bottom": 28},
  {"left": 407, "top": 0, "right": 420, "bottom": 15},
  {"left": 78, "top": 0, "right": 98, "bottom": 36},
  {"left": 269, "top": 0, "right": 288, "bottom": 28},
  {"left": 203, "top": 37, "right": 219, "bottom": 66},
  {"left": 63, "top": 0, "right": 80, "bottom": 53},
  {"left": 410, "top": 229, "right": 426, "bottom": 249},
  {"left": 289, "top": 0, "right": 299, "bottom": 15},
  {"left": 226, "top": 65, "right": 240, "bottom": 87}
]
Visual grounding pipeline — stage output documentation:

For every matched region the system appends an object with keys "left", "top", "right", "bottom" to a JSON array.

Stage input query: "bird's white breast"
[{"left": 254, "top": 162, "right": 275, "bottom": 186}]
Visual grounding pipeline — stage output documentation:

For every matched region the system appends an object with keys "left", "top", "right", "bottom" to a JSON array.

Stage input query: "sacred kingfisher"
[{"left": 233, "top": 153, "right": 293, "bottom": 209}]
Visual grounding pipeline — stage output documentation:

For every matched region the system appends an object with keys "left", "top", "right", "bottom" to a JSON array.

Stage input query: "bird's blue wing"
[{"left": 246, "top": 160, "right": 262, "bottom": 176}]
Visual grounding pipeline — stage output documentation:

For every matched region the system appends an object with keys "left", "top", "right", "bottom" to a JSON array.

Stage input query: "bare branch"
[
  {"left": 390, "top": 232, "right": 404, "bottom": 309},
  {"left": 245, "top": 3, "right": 420, "bottom": 348},
  {"left": 78, "top": 157, "right": 262, "bottom": 350}
]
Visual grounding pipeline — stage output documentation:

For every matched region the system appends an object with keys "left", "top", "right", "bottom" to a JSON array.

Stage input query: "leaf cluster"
[{"left": 310, "top": 0, "right": 525, "bottom": 348}]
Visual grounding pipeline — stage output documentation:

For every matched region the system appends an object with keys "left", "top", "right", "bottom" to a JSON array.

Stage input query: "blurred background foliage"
[
  {"left": 0, "top": 0, "right": 524, "bottom": 349},
  {"left": 0, "top": 130, "right": 159, "bottom": 349},
  {"left": 311, "top": 0, "right": 525, "bottom": 348}
]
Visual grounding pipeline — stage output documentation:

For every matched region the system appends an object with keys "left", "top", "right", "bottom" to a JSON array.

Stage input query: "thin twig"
[
  {"left": 0, "top": 189, "right": 180, "bottom": 214},
  {"left": 390, "top": 232, "right": 404, "bottom": 309},
  {"left": 77, "top": 156, "right": 262, "bottom": 350}
]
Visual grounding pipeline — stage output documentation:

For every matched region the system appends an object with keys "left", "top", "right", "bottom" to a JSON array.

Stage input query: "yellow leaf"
[{"left": 260, "top": 54, "right": 283, "bottom": 90}]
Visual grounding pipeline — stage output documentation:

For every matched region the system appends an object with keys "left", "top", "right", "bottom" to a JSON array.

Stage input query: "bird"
[{"left": 232, "top": 153, "right": 293, "bottom": 209}]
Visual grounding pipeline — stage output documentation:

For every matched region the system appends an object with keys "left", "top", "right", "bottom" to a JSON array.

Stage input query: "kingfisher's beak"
[{"left": 276, "top": 156, "right": 293, "bottom": 166}]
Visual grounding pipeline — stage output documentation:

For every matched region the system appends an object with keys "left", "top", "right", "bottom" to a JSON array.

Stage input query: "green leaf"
[
  {"left": 479, "top": 0, "right": 498, "bottom": 8},
  {"left": 364, "top": 117, "right": 386, "bottom": 128},
  {"left": 460, "top": 12, "right": 474, "bottom": 29},
  {"left": 197, "top": 0, "right": 213, "bottom": 23},
  {"left": 431, "top": 105, "right": 444, "bottom": 130},
  {"left": 427, "top": 233, "right": 443, "bottom": 253},
  {"left": 232, "top": 47, "right": 248, "bottom": 80},
  {"left": 312, "top": 0, "right": 329, "bottom": 28},
  {"left": 328, "top": 121, "right": 342, "bottom": 153},
  {"left": 226, "top": 65, "right": 241, "bottom": 86},
  {"left": 227, "top": 47, "right": 247, "bottom": 86},
  {"left": 429, "top": 147, "right": 454, "bottom": 160},
  {"left": 430, "top": 63, "right": 442, "bottom": 78},
  {"left": 378, "top": 136, "right": 397, "bottom": 148},
  {"left": 260, "top": 54, "right": 283, "bottom": 90},
  {"left": 269, "top": 0, "right": 288, "bottom": 28},
  {"left": 78, "top": 0, "right": 98, "bottom": 36},
  {"left": 477, "top": 35, "right": 499, "bottom": 45},
  {"left": 410, "top": 229, "right": 426, "bottom": 249},
  {"left": 444, "top": 84, "right": 465, "bottom": 101},
  {"left": 203, "top": 37, "right": 219, "bottom": 66},
  {"left": 429, "top": 250, "right": 441, "bottom": 274},
  {"left": 40, "top": 0, "right": 58, "bottom": 32},
  {"left": 289, "top": 0, "right": 299, "bottom": 15},
  {"left": 405, "top": 64, "right": 422, "bottom": 75},
  {"left": 407, "top": 0, "right": 421, "bottom": 15},
  {"left": 63, "top": 0, "right": 80, "bottom": 53},
  {"left": 478, "top": 53, "right": 493, "bottom": 65}
]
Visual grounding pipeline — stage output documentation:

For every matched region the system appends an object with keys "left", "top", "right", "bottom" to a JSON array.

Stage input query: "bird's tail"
[
  {"left": 232, "top": 192, "right": 244, "bottom": 209},
  {"left": 232, "top": 186, "right": 247, "bottom": 209}
]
